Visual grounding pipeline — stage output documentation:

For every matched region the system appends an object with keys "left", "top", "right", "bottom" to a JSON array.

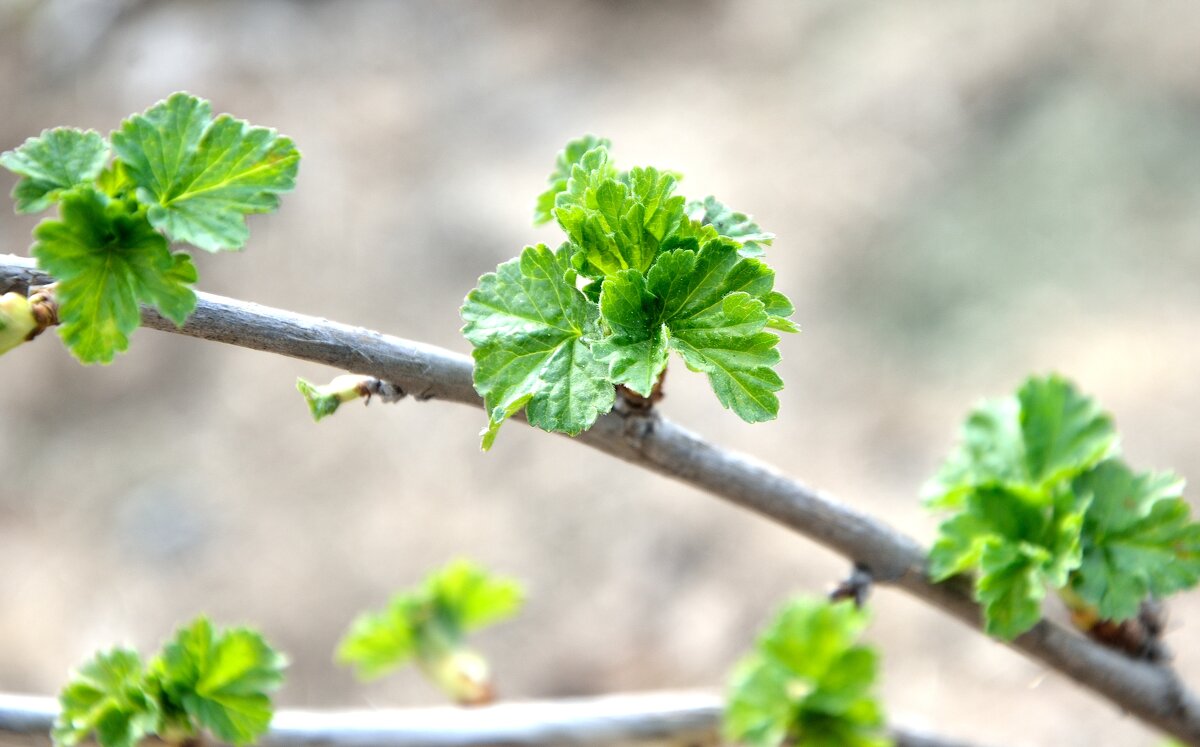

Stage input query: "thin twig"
[
  {"left": 2, "top": 254, "right": 1198, "bottom": 744},
  {"left": 0, "top": 691, "right": 995, "bottom": 747}
]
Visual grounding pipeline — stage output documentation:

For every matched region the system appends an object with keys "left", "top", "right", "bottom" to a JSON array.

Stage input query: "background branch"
[
  {"left": 2, "top": 254, "right": 1198, "bottom": 744},
  {"left": 0, "top": 691, "right": 993, "bottom": 747}
]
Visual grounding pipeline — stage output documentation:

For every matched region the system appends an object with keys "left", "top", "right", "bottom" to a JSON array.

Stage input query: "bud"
[
  {"left": 296, "top": 375, "right": 373, "bottom": 421},
  {"left": 0, "top": 292, "right": 37, "bottom": 355},
  {"left": 418, "top": 646, "right": 494, "bottom": 706}
]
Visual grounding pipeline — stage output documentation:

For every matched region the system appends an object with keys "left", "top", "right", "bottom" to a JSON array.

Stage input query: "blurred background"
[{"left": 1, "top": 1, "right": 1198, "bottom": 744}]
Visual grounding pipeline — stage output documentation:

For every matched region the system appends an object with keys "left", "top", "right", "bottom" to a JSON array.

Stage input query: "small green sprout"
[
  {"left": 53, "top": 616, "right": 286, "bottom": 747},
  {"left": 336, "top": 559, "right": 523, "bottom": 705},
  {"left": 0, "top": 93, "right": 299, "bottom": 364},
  {"left": 926, "top": 374, "right": 1200, "bottom": 641},
  {"left": 725, "top": 597, "right": 890, "bottom": 747},
  {"left": 296, "top": 374, "right": 404, "bottom": 421}
]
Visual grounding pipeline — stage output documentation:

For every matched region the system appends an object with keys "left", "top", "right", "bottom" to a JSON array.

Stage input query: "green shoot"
[
  {"left": 461, "top": 136, "right": 797, "bottom": 449},
  {"left": 926, "top": 374, "right": 1200, "bottom": 641},
  {"left": 296, "top": 375, "right": 405, "bottom": 421},
  {"left": 336, "top": 559, "right": 523, "bottom": 705},
  {"left": 53, "top": 617, "right": 286, "bottom": 747},
  {"left": 725, "top": 597, "right": 890, "bottom": 747},
  {"left": 0, "top": 93, "right": 299, "bottom": 364}
]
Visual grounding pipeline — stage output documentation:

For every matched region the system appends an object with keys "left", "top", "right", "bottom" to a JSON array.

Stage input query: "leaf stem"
[{"left": 615, "top": 365, "right": 667, "bottom": 414}]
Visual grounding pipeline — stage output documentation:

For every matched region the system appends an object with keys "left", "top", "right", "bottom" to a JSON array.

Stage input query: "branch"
[
  {"left": 0, "top": 691, "right": 994, "bottom": 747},
  {"left": 3, "top": 254, "right": 1199, "bottom": 745}
]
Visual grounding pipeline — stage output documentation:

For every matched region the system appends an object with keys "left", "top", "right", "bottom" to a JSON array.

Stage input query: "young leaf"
[
  {"left": 465, "top": 138, "right": 797, "bottom": 443},
  {"left": 927, "top": 481, "right": 1089, "bottom": 640},
  {"left": 1071, "top": 461, "right": 1200, "bottom": 621},
  {"left": 426, "top": 558, "right": 524, "bottom": 632},
  {"left": 724, "top": 659, "right": 795, "bottom": 747},
  {"left": 1, "top": 128, "right": 109, "bottom": 214},
  {"left": 921, "top": 375, "right": 1166, "bottom": 639},
  {"left": 337, "top": 599, "right": 420, "bottom": 680},
  {"left": 589, "top": 269, "right": 669, "bottom": 396},
  {"left": 594, "top": 240, "right": 790, "bottom": 420},
  {"left": 533, "top": 135, "right": 611, "bottom": 225},
  {"left": 337, "top": 560, "right": 523, "bottom": 703},
  {"left": 725, "top": 598, "right": 890, "bottom": 747},
  {"left": 762, "top": 290, "right": 800, "bottom": 333},
  {"left": 669, "top": 291, "right": 782, "bottom": 423},
  {"left": 151, "top": 618, "right": 286, "bottom": 746},
  {"left": 111, "top": 92, "right": 299, "bottom": 252},
  {"left": 32, "top": 187, "right": 197, "bottom": 364},
  {"left": 975, "top": 540, "right": 1051, "bottom": 640},
  {"left": 461, "top": 243, "right": 615, "bottom": 448},
  {"left": 1019, "top": 375, "right": 1118, "bottom": 489},
  {"left": 53, "top": 619, "right": 285, "bottom": 747},
  {"left": 53, "top": 649, "right": 158, "bottom": 747},
  {"left": 686, "top": 195, "right": 775, "bottom": 257},
  {"left": 924, "top": 375, "right": 1118, "bottom": 509},
  {"left": 295, "top": 374, "right": 376, "bottom": 421},
  {"left": 555, "top": 155, "right": 686, "bottom": 277}
]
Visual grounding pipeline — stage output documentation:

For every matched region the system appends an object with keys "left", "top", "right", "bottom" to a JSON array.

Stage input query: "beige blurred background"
[{"left": 1, "top": 1, "right": 1199, "bottom": 745}]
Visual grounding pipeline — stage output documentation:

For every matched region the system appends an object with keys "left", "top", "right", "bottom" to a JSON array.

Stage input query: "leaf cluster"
[
  {"left": 53, "top": 617, "right": 286, "bottom": 747},
  {"left": 461, "top": 136, "right": 797, "bottom": 449},
  {"left": 725, "top": 597, "right": 890, "bottom": 747},
  {"left": 336, "top": 559, "right": 522, "bottom": 702},
  {"left": 0, "top": 93, "right": 299, "bottom": 363},
  {"left": 926, "top": 374, "right": 1200, "bottom": 639}
]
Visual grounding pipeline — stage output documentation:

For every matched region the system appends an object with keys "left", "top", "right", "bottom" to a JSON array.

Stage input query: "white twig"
[
  {"left": 1, "top": 254, "right": 1198, "bottom": 745},
  {"left": 0, "top": 691, "right": 992, "bottom": 747}
]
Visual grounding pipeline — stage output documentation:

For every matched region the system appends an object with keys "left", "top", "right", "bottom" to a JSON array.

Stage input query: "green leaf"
[
  {"left": 1044, "top": 487, "right": 1090, "bottom": 587},
  {"left": 926, "top": 484, "right": 1087, "bottom": 639},
  {"left": 111, "top": 92, "right": 299, "bottom": 252},
  {"left": 670, "top": 292, "right": 782, "bottom": 423},
  {"left": 152, "top": 618, "right": 286, "bottom": 746},
  {"left": 1, "top": 128, "right": 109, "bottom": 214},
  {"left": 337, "top": 599, "right": 420, "bottom": 680},
  {"left": 923, "top": 397, "right": 1024, "bottom": 508},
  {"left": 590, "top": 269, "right": 669, "bottom": 396},
  {"left": 426, "top": 558, "right": 524, "bottom": 632},
  {"left": 296, "top": 377, "right": 343, "bottom": 421},
  {"left": 686, "top": 195, "right": 775, "bottom": 257},
  {"left": 763, "top": 290, "right": 800, "bottom": 333},
  {"left": 976, "top": 541, "right": 1049, "bottom": 639},
  {"left": 533, "top": 135, "right": 611, "bottom": 225},
  {"left": 922, "top": 376, "right": 1138, "bottom": 638},
  {"left": 725, "top": 598, "right": 890, "bottom": 747},
  {"left": 461, "top": 244, "right": 615, "bottom": 448},
  {"left": 337, "top": 560, "right": 523, "bottom": 688},
  {"left": 647, "top": 241, "right": 786, "bottom": 422},
  {"left": 924, "top": 375, "right": 1118, "bottom": 508},
  {"left": 32, "top": 187, "right": 197, "bottom": 364},
  {"left": 1072, "top": 461, "right": 1200, "bottom": 621},
  {"left": 554, "top": 156, "right": 686, "bottom": 277},
  {"left": 480, "top": 394, "right": 533, "bottom": 451},
  {"left": 588, "top": 240, "right": 793, "bottom": 421},
  {"left": 467, "top": 139, "right": 796, "bottom": 442},
  {"left": 53, "top": 649, "right": 158, "bottom": 747},
  {"left": 928, "top": 511, "right": 992, "bottom": 581},
  {"left": 759, "top": 599, "right": 870, "bottom": 682},
  {"left": 295, "top": 374, "right": 374, "bottom": 421},
  {"left": 723, "top": 657, "right": 796, "bottom": 747},
  {"left": 1018, "top": 375, "right": 1118, "bottom": 488}
]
